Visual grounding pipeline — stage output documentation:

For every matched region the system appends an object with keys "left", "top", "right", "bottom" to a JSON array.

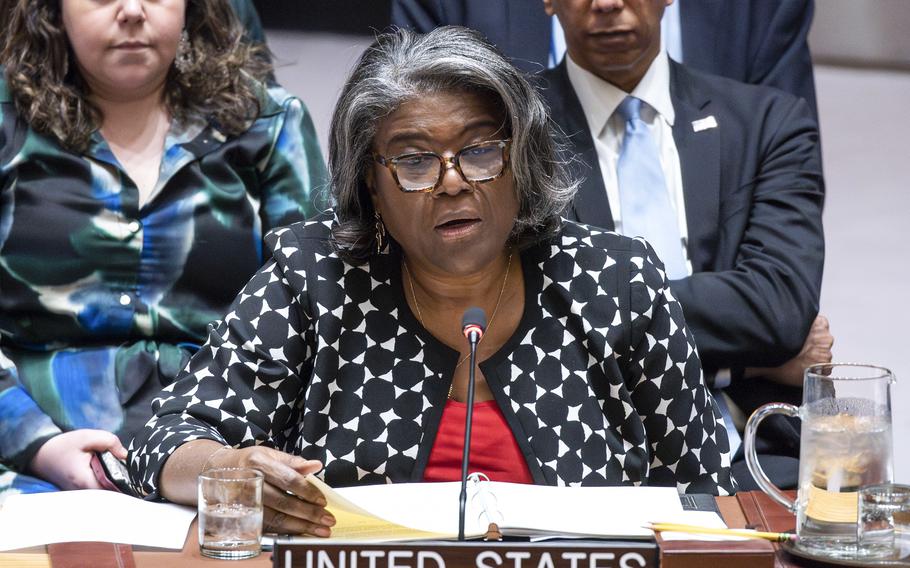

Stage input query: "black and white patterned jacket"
[{"left": 129, "top": 214, "right": 735, "bottom": 496}]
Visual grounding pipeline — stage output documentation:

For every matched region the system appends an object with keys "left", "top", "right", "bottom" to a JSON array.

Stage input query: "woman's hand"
[
  {"left": 28, "top": 429, "right": 127, "bottom": 490},
  {"left": 207, "top": 446, "right": 335, "bottom": 537},
  {"left": 160, "top": 440, "right": 334, "bottom": 537}
]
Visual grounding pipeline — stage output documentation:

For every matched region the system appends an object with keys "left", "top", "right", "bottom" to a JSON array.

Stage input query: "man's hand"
[
  {"left": 747, "top": 315, "right": 834, "bottom": 387},
  {"left": 28, "top": 429, "right": 128, "bottom": 490}
]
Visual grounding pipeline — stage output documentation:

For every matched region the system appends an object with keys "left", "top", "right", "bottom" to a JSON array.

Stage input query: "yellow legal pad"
[{"left": 308, "top": 475, "right": 449, "bottom": 541}]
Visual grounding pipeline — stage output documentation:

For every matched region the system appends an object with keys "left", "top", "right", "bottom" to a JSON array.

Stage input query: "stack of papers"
[
  {"left": 0, "top": 490, "right": 196, "bottom": 551},
  {"left": 299, "top": 476, "right": 743, "bottom": 542},
  {"left": 0, "top": 483, "right": 744, "bottom": 551}
]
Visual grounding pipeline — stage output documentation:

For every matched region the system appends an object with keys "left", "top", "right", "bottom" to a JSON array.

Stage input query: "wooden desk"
[
  {"left": 138, "top": 519, "right": 270, "bottom": 567},
  {"left": 1, "top": 492, "right": 800, "bottom": 568}
]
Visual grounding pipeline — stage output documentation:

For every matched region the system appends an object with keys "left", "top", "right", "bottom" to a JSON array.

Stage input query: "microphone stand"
[{"left": 458, "top": 311, "right": 484, "bottom": 541}]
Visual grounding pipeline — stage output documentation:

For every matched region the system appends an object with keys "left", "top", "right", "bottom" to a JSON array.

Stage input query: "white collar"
[{"left": 566, "top": 47, "right": 675, "bottom": 138}]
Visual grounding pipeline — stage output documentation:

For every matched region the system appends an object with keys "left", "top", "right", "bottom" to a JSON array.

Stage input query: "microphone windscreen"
[{"left": 462, "top": 307, "right": 487, "bottom": 336}]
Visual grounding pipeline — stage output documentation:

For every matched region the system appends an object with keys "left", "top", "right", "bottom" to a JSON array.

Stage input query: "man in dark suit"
[
  {"left": 392, "top": 0, "right": 552, "bottom": 74},
  {"left": 538, "top": 0, "right": 827, "bottom": 488},
  {"left": 390, "top": 0, "right": 819, "bottom": 119}
]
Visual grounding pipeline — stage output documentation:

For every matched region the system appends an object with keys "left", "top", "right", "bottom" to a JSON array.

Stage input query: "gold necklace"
[{"left": 404, "top": 251, "right": 514, "bottom": 399}]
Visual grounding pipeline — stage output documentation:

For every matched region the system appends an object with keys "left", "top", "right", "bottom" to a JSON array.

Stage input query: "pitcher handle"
[{"left": 744, "top": 402, "right": 799, "bottom": 513}]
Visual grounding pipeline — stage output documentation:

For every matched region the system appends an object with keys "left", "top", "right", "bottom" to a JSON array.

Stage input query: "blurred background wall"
[
  {"left": 811, "top": 0, "right": 910, "bottom": 69},
  {"left": 252, "top": 0, "right": 910, "bottom": 480}
]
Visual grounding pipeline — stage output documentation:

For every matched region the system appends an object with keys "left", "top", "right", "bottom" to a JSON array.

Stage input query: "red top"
[{"left": 424, "top": 399, "right": 534, "bottom": 484}]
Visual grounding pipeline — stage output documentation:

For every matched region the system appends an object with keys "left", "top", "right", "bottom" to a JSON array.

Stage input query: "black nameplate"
[{"left": 272, "top": 540, "right": 658, "bottom": 568}]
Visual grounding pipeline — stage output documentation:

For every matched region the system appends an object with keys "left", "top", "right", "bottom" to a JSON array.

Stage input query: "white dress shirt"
[
  {"left": 662, "top": 0, "right": 684, "bottom": 63},
  {"left": 565, "top": 48, "right": 692, "bottom": 276}
]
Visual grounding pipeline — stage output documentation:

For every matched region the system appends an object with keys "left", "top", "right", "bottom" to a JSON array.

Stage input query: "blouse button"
[
  {"left": 119, "top": 293, "right": 132, "bottom": 306},
  {"left": 128, "top": 221, "right": 142, "bottom": 233}
]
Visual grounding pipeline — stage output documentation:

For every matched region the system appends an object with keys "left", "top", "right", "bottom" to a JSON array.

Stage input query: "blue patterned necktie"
[{"left": 616, "top": 96, "right": 688, "bottom": 279}]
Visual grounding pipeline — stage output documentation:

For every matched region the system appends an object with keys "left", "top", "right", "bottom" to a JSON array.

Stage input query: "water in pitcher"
[{"left": 797, "top": 410, "right": 893, "bottom": 553}]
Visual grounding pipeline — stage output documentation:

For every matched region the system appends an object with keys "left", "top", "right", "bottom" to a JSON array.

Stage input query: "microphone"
[
  {"left": 462, "top": 307, "right": 486, "bottom": 345},
  {"left": 458, "top": 307, "right": 487, "bottom": 541}
]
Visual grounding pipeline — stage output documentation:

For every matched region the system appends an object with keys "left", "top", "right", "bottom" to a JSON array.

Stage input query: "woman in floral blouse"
[{"left": 0, "top": 0, "right": 327, "bottom": 499}]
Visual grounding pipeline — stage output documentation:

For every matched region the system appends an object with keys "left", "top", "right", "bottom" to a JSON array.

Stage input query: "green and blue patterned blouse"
[{"left": 0, "top": 70, "right": 328, "bottom": 498}]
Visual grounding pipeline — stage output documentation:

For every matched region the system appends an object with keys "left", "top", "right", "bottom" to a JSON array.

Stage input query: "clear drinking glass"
[
  {"left": 858, "top": 483, "right": 910, "bottom": 559},
  {"left": 198, "top": 467, "right": 264, "bottom": 560},
  {"left": 744, "top": 363, "right": 895, "bottom": 558}
]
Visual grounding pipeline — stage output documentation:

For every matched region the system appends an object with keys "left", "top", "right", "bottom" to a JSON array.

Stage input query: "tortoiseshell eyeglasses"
[{"left": 373, "top": 139, "right": 511, "bottom": 193}]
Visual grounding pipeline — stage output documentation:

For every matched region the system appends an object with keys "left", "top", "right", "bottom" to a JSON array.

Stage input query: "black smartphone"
[{"left": 90, "top": 451, "right": 133, "bottom": 495}]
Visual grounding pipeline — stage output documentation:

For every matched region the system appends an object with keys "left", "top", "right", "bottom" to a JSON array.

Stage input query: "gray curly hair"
[{"left": 328, "top": 26, "right": 576, "bottom": 262}]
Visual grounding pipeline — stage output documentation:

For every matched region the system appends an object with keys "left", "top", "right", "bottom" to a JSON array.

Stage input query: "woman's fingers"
[
  {"left": 90, "top": 434, "right": 128, "bottom": 460},
  {"left": 209, "top": 446, "right": 333, "bottom": 535},
  {"left": 108, "top": 440, "right": 128, "bottom": 460},
  {"left": 28, "top": 430, "right": 116, "bottom": 490},
  {"left": 262, "top": 483, "right": 334, "bottom": 536},
  {"left": 284, "top": 456, "right": 326, "bottom": 502},
  {"left": 263, "top": 506, "right": 332, "bottom": 537},
  {"left": 228, "top": 447, "right": 333, "bottom": 535},
  {"left": 262, "top": 482, "right": 333, "bottom": 524},
  {"left": 73, "top": 429, "right": 125, "bottom": 454},
  {"left": 243, "top": 450, "right": 325, "bottom": 505}
]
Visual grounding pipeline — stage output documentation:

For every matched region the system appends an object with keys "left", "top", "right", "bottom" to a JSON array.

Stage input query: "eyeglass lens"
[{"left": 395, "top": 142, "right": 504, "bottom": 191}]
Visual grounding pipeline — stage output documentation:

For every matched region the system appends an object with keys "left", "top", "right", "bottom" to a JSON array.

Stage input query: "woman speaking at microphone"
[{"left": 130, "top": 27, "right": 735, "bottom": 537}]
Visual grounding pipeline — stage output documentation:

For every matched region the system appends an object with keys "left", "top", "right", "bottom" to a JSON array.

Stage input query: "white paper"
[
  {"left": 488, "top": 483, "right": 682, "bottom": 538},
  {"left": 0, "top": 490, "right": 197, "bottom": 551}
]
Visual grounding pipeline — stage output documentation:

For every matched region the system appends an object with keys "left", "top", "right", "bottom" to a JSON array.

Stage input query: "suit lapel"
[
  {"left": 670, "top": 62, "right": 720, "bottom": 272},
  {"left": 543, "top": 62, "right": 615, "bottom": 230}
]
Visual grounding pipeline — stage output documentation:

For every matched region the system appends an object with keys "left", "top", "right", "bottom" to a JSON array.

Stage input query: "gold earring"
[{"left": 374, "top": 211, "right": 387, "bottom": 254}]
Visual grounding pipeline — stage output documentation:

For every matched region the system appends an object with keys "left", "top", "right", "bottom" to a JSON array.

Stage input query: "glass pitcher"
[{"left": 744, "top": 363, "right": 895, "bottom": 557}]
